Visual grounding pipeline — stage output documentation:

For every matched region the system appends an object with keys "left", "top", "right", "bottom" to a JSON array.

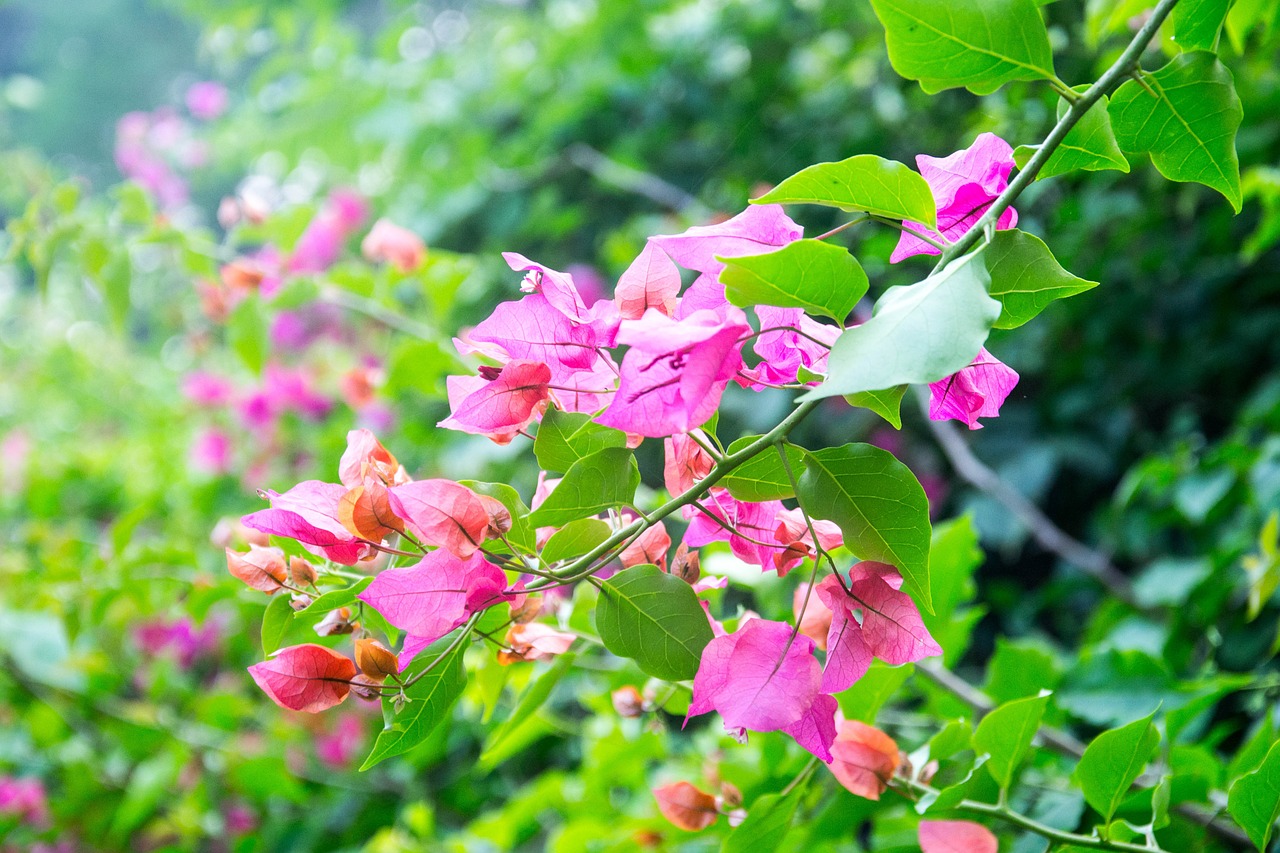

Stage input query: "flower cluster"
[{"left": 235, "top": 135, "right": 1022, "bottom": 764}]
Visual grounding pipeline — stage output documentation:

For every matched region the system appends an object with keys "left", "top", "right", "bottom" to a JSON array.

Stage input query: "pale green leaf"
[
  {"left": 1228, "top": 739, "right": 1280, "bottom": 851},
  {"left": 527, "top": 447, "right": 639, "bottom": 528},
  {"left": 1071, "top": 710, "right": 1160, "bottom": 822},
  {"left": 805, "top": 250, "right": 999, "bottom": 400}
]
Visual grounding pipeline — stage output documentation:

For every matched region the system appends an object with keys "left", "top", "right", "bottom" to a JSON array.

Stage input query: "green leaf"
[
  {"left": 869, "top": 0, "right": 1057, "bottom": 95},
  {"left": 1109, "top": 52, "right": 1243, "bottom": 212},
  {"left": 985, "top": 230, "right": 1099, "bottom": 329},
  {"left": 100, "top": 251, "right": 132, "bottom": 331},
  {"left": 753, "top": 154, "right": 937, "bottom": 226},
  {"left": 804, "top": 250, "right": 999, "bottom": 400},
  {"left": 542, "top": 518, "right": 612, "bottom": 565},
  {"left": 797, "top": 443, "right": 933, "bottom": 612},
  {"left": 719, "top": 239, "right": 867, "bottom": 323},
  {"left": 972, "top": 693, "right": 1049, "bottom": 790},
  {"left": 227, "top": 295, "right": 269, "bottom": 374},
  {"left": 985, "top": 637, "right": 1062, "bottom": 704},
  {"left": 480, "top": 652, "right": 577, "bottom": 768},
  {"left": 917, "top": 753, "right": 992, "bottom": 813},
  {"left": 1173, "top": 0, "right": 1232, "bottom": 51},
  {"left": 533, "top": 408, "right": 628, "bottom": 475},
  {"left": 527, "top": 447, "right": 640, "bottom": 528},
  {"left": 1228, "top": 708, "right": 1276, "bottom": 781},
  {"left": 720, "top": 438, "right": 806, "bottom": 502},
  {"left": 1072, "top": 710, "right": 1160, "bottom": 823},
  {"left": 837, "top": 661, "right": 914, "bottom": 722},
  {"left": 260, "top": 593, "right": 294, "bottom": 656},
  {"left": 1013, "top": 92, "right": 1129, "bottom": 180},
  {"left": 723, "top": 777, "right": 808, "bottom": 853},
  {"left": 299, "top": 577, "right": 374, "bottom": 616},
  {"left": 1229, "top": 740, "right": 1280, "bottom": 851},
  {"left": 594, "top": 563, "right": 713, "bottom": 681},
  {"left": 361, "top": 638, "right": 467, "bottom": 770},
  {"left": 845, "top": 386, "right": 908, "bottom": 429}
]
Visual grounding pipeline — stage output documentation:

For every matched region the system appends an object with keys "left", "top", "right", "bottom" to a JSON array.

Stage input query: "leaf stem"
[
  {"left": 938, "top": 0, "right": 1180, "bottom": 265},
  {"left": 526, "top": 399, "right": 823, "bottom": 591}
]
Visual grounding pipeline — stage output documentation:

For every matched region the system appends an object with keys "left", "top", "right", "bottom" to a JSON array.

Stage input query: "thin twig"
[
  {"left": 566, "top": 143, "right": 707, "bottom": 215},
  {"left": 916, "top": 389, "right": 1137, "bottom": 605}
]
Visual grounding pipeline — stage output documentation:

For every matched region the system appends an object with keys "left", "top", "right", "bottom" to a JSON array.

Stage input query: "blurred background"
[{"left": 0, "top": 0, "right": 1278, "bottom": 850}]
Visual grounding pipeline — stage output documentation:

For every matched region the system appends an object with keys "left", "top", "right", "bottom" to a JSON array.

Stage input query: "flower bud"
[
  {"left": 354, "top": 638, "right": 399, "bottom": 681},
  {"left": 612, "top": 685, "right": 645, "bottom": 718},
  {"left": 289, "top": 556, "right": 318, "bottom": 587},
  {"left": 314, "top": 608, "right": 355, "bottom": 636}
]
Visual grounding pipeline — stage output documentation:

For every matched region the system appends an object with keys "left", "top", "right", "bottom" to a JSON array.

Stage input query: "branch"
[
  {"left": 899, "top": 778, "right": 1167, "bottom": 853},
  {"left": 566, "top": 143, "right": 707, "bottom": 215},
  {"left": 527, "top": 398, "right": 822, "bottom": 590},
  {"left": 939, "top": 0, "right": 1180, "bottom": 265},
  {"left": 916, "top": 389, "right": 1138, "bottom": 606},
  {"left": 913, "top": 661, "right": 1252, "bottom": 848}
]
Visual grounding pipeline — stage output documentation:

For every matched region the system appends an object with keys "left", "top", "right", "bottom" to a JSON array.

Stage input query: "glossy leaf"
[
  {"left": 719, "top": 238, "right": 866, "bottom": 323},
  {"left": 527, "top": 447, "right": 640, "bottom": 528},
  {"left": 260, "top": 593, "right": 294, "bottom": 656},
  {"left": 1173, "top": 0, "right": 1232, "bottom": 50},
  {"left": 1071, "top": 710, "right": 1160, "bottom": 822},
  {"left": 361, "top": 639, "right": 467, "bottom": 769},
  {"left": 541, "top": 518, "right": 612, "bottom": 564},
  {"left": 1228, "top": 739, "right": 1280, "bottom": 851},
  {"left": 869, "top": 0, "right": 1057, "bottom": 95},
  {"left": 1109, "top": 52, "right": 1243, "bottom": 212},
  {"left": 845, "top": 386, "right": 908, "bottom": 429},
  {"left": 797, "top": 443, "right": 933, "bottom": 612},
  {"left": 985, "top": 230, "right": 1099, "bottom": 329},
  {"left": 972, "top": 693, "right": 1049, "bottom": 789},
  {"left": 753, "top": 154, "right": 937, "bottom": 226},
  {"left": 720, "top": 437, "right": 806, "bottom": 502},
  {"left": 533, "top": 408, "right": 628, "bottom": 474},
  {"left": 480, "top": 652, "right": 577, "bottom": 767},
  {"left": 806, "top": 250, "right": 999, "bottom": 400},
  {"left": 594, "top": 563, "right": 713, "bottom": 681},
  {"left": 723, "top": 781, "right": 807, "bottom": 853},
  {"left": 1013, "top": 93, "right": 1129, "bottom": 180}
]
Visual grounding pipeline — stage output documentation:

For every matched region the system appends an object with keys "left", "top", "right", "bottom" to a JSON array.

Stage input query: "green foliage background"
[{"left": 0, "top": 0, "right": 1278, "bottom": 850}]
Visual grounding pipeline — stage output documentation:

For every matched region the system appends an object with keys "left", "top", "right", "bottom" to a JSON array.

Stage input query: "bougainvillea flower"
[
  {"left": 774, "top": 507, "right": 844, "bottom": 573},
  {"left": 226, "top": 545, "right": 289, "bottom": 594},
  {"left": 683, "top": 489, "right": 790, "bottom": 570},
  {"left": 498, "top": 622, "right": 577, "bottom": 664},
  {"left": 182, "top": 371, "right": 235, "bottom": 407},
  {"left": 439, "top": 360, "right": 552, "bottom": 438},
  {"left": 359, "top": 549, "right": 512, "bottom": 651},
  {"left": 651, "top": 204, "right": 803, "bottom": 277},
  {"left": 288, "top": 188, "right": 369, "bottom": 274},
  {"left": 892, "top": 133, "right": 1018, "bottom": 262},
  {"left": 339, "top": 428, "right": 409, "bottom": 488},
  {"left": 190, "top": 428, "right": 232, "bottom": 475},
  {"left": 460, "top": 293, "right": 618, "bottom": 413},
  {"left": 337, "top": 480, "right": 405, "bottom": 542},
  {"left": 816, "top": 562, "right": 942, "bottom": 693},
  {"left": 928, "top": 347, "right": 1019, "bottom": 430},
  {"left": 242, "top": 481, "right": 372, "bottom": 564},
  {"left": 387, "top": 479, "right": 490, "bottom": 558},
  {"left": 619, "top": 520, "right": 672, "bottom": 570},
  {"left": 315, "top": 714, "right": 365, "bottom": 768},
  {"left": 739, "top": 306, "right": 841, "bottom": 389},
  {"left": 503, "top": 252, "right": 621, "bottom": 344},
  {"left": 185, "top": 81, "right": 228, "bottom": 121},
  {"left": 0, "top": 776, "right": 50, "bottom": 828},
  {"left": 828, "top": 719, "right": 901, "bottom": 800},
  {"left": 687, "top": 618, "right": 835, "bottom": 761},
  {"left": 652, "top": 782, "right": 719, "bottom": 831},
  {"left": 596, "top": 308, "right": 750, "bottom": 437},
  {"left": 362, "top": 218, "right": 426, "bottom": 272},
  {"left": 616, "top": 241, "right": 682, "bottom": 320},
  {"left": 663, "top": 431, "right": 715, "bottom": 497},
  {"left": 248, "top": 644, "right": 358, "bottom": 713},
  {"left": 793, "top": 582, "right": 834, "bottom": 651},
  {"left": 919, "top": 820, "right": 998, "bottom": 853}
]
